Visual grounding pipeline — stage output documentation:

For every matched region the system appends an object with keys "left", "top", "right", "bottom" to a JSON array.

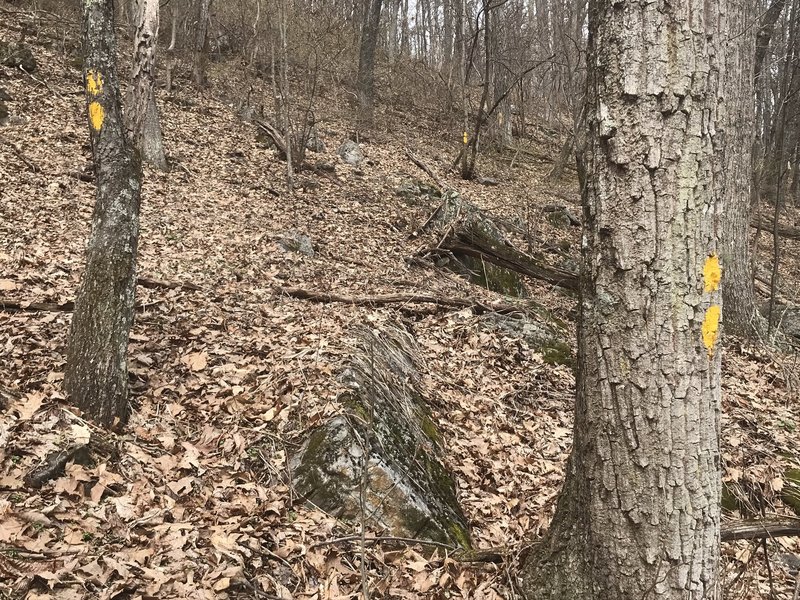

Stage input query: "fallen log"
[
  {"left": 280, "top": 287, "right": 527, "bottom": 315},
  {"left": 421, "top": 194, "right": 581, "bottom": 293},
  {"left": 721, "top": 518, "right": 800, "bottom": 542},
  {"left": 751, "top": 217, "right": 800, "bottom": 240}
]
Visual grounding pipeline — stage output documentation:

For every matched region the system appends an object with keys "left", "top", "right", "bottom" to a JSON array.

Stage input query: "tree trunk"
[
  {"left": 193, "top": 0, "right": 212, "bottom": 87},
  {"left": 520, "top": 0, "right": 724, "bottom": 595},
  {"left": 127, "top": 0, "right": 167, "bottom": 170},
  {"left": 720, "top": 0, "right": 763, "bottom": 337},
  {"left": 66, "top": 0, "right": 142, "bottom": 428},
  {"left": 356, "top": 0, "right": 383, "bottom": 123}
]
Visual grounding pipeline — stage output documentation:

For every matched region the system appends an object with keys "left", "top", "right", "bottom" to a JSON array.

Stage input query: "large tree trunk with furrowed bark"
[
  {"left": 127, "top": 0, "right": 167, "bottom": 170},
  {"left": 65, "top": 0, "right": 142, "bottom": 428},
  {"left": 520, "top": 0, "right": 725, "bottom": 595}
]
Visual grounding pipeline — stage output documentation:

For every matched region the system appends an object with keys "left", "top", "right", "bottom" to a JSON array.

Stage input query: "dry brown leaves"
[{"left": 1, "top": 10, "right": 799, "bottom": 599}]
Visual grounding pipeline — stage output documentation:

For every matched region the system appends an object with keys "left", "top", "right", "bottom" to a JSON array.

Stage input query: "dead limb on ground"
[
  {"left": 0, "top": 276, "right": 200, "bottom": 313},
  {"left": 751, "top": 217, "right": 800, "bottom": 240},
  {"left": 418, "top": 197, "right": 581, "bottom": 293},
  {"left": 280, "top": 287, "right": 527, "bottom": 316}
]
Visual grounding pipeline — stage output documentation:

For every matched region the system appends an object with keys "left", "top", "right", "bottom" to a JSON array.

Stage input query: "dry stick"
[
  {"left": 280, "top": 287, "right": 527, "bottom": 316},
  {"left": 1, "top": 277, "right": 200, "bottom": 312},
  {"left": 0, "top": 135, "right": 40, "bottom": 172},
  {"left": 405, "top": 148, "right": 448, "bottom": 191}
]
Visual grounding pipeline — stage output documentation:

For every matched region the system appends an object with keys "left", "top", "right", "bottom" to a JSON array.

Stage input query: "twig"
[
  {"left": 280, "top": 286, "right": 527, "bottom": 316},
  {"left": 0, "top": 135, "right": 40, "bottom": 172},
  {"left": 137, "top": 275, "right": 202, "bottom": 291},
  {"left": 405, "top": 148, "right": 448, "bottom": 191},
  {"left": 309, "top": 535, "right": 458, "bottom": 551}
]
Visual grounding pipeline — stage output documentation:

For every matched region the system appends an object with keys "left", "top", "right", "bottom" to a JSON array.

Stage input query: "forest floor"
[{"left": 2, "top": 8, "right": 800, "bottom": 600}]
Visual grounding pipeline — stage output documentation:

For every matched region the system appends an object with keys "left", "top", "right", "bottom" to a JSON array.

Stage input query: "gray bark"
[
  {"left": 127, "top": 0, "right": 167, "bottom": 170},
  {"left": 521, "top": 0, "right": 724, "bottom": 595},
  {"left": 66, "top": 0, "right": 142, "bottom": 428},
  {"left": 356, "top": 0, "right": 383, "bottom": 122},
  {"left": 721, "top": 0, "right": 763, "bottom": 337},
  {"left": 193, "top": 0, "right": 212, "bottom": 87}
]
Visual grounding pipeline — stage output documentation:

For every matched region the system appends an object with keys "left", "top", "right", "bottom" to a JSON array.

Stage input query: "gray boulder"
[
  {"left": 291, "top": 325, "right": 471, "bottom": 547},
  {"left": 337, "top": 140, "right": 363, "bottom": 166}
]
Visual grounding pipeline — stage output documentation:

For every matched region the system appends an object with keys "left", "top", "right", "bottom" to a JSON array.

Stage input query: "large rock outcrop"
[{"left": 291, "top": 325, "right": 470, "bottom": 547}]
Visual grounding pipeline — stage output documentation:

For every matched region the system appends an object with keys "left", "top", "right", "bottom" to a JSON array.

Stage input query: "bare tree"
[
  {"left": 193, "top": 0, "right": 213, "bottom": 86},
  {"left": 127, "top": 0, "right": 167, "bottom": 170},
  {"left": 520, "top": 0, "right": 725, "bottom": 594},
  {"left": 66, "top": 0, "right": 142, "bottom": 428},
  {"left": 356, "top": 0, "right": 383, "bottom": 123}
]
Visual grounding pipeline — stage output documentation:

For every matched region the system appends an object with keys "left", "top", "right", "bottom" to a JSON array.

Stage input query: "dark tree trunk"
[
  {"left": 193, "top": 0, "right": 212, "bottom": 87},
  {"left": 520, "top": 0, "right": 724, "bottom": 595},
  {"left": 127, "top": 0, "right": 167, "bottom": 170},
  {"left": 66, "top": 0, "right": 142, "bottom": 428},
  {"left": 357, "top": 0, "right": 383, "bottom": 123}
]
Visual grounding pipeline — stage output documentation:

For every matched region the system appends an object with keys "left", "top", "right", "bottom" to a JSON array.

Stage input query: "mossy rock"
[
  {"left": 0, "top": 41, "right": 37, "bottom": 73},
  {"left": 450, "top": 252, "right": 526, "bottom": 297},
  {"left": 291, "top": 325, "right": 471, "bottom": 548},
  {"left": 481, "top": 312, "right": 573, "bottom": 367}
]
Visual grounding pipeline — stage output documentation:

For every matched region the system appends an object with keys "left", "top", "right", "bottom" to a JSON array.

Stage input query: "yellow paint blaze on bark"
[
  {"left": 703, "top": 254, "right": 721, "bottom": 292},
  {"left": 702, "top": 305, "right": 721, "bottom": 354},
  {"left": 463, "top": 131, "right": 468, "bottom": 145},
  {"left": 86, "top": 70, "right": 104, "bottom": 96},
  {"left": 89, "top": 101, "right": 104, "bottom": 131}
]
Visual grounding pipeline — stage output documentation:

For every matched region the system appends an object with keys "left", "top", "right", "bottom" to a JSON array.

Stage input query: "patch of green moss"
[
  {"left": 721, "top": 482, "right": 739, "bottom": 513},
  {"left": 783, "top": 468, "right": 800, "bottom": 515},
  {"left": 448, "top": 522, "right": 472, "bottom": 550},
  {"left": 540, "top": 339, "right": 573, "bottom": 367},
  {"left": 454, "top": 253, "right": 526, "bottom": 297}
]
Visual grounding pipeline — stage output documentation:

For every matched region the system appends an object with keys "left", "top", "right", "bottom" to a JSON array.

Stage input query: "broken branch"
[{"left": 280, "top": 287, "right": 527, "bottom": 316}]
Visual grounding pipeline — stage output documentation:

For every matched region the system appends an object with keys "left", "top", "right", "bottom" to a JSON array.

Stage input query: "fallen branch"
[
  {"left": 0, "top": 299, "right": 74, "bottom": 312},
  {"left": 751, "top": 217, "right": 800, "bottom": 240},
  {"left": 0, "top": 135, "right": 40, "bottom": 173},
  {"left": 137, "top": 275, "right": 201, "bottom": 291},
  {"left": 310, "top": 534, "right": 500, "bottom": 561},
  {"left": 24, "top": 444, "right": 90, "bottom": 489},
  {"left": 255, "top": 119, "right": 288, "bottom": 158},
  {"left": 280, "top": 287, "right": 527, "bottom": 316},
  {"left": 405, "top": 148, "right": 448, "bottom": 192},
  {"left": 1, "top": 298, "right": 163, "bottom": 313},
  {"left": 721, "top": 518, "right": 800, "bottom": 542}
]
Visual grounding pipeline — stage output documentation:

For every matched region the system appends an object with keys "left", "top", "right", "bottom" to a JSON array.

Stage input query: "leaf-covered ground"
[{"left": 1, "top": 9, "right": 800, "bottom": 599}]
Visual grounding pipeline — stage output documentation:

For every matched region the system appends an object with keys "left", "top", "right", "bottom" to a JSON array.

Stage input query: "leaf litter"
[{"left": 1, "top": 10, "right": 799, "bottom": 599}]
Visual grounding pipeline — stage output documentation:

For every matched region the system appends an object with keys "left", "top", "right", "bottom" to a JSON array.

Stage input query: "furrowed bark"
[
  {"left": 127, "top": 0, "right": 167, "bottom": 170},
  {"left": 65, "top": 0, "right": 142, "bottom": 428},
  {"left": 520, "top": 0, "right": 724, "bottom": 595}
]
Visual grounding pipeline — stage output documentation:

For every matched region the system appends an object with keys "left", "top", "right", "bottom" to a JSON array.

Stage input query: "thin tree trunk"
[
  {"left": 356, "top": 0, "right": 383, "bottom": 124},
  {"left": 66, "top": 0, "right": 142, "bottom": 428},
  {"left": 127, "top": 0, "right": 167, "bottom": 170},
  {"left": 521, "top": 0, "right": 724, "bottom": 594},
  {"left": 193, "top": 0, "right": 212, "bottom": 87},
  {"left": 721, "top": 0, "right": 763, "bottom": 337}
]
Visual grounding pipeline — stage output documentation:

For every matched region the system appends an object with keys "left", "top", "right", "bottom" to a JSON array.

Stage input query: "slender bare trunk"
[
  {"left": 66, "top": 0, "right": 142, "bottom": 428},
  {"left": 127, "top": 0, "right": 167, "bottom": 170}
]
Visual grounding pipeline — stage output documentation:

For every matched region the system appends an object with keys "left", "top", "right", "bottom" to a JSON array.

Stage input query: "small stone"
[
  {"left": 278, "top": 231, "right": 315, "bottom": 257},
  {"left": 337, "top": 140, "right": 363, "bottom": 166}
]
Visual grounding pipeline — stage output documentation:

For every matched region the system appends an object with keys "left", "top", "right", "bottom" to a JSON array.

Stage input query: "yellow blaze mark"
[
  {"left": 463, "top": 131, "right": 468, "bottom": 145},
  {"left": 89, "top": 101, "right": 104, "bottom": 131},
  {"left": 702, "top": 305, "right": 721, "bottom": 354},
  {"left": 86, "top": 70, "right": 104, "bottom": 96},
  {"left": 703, "top": 254, "right": 721, "bottom": 293}
]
